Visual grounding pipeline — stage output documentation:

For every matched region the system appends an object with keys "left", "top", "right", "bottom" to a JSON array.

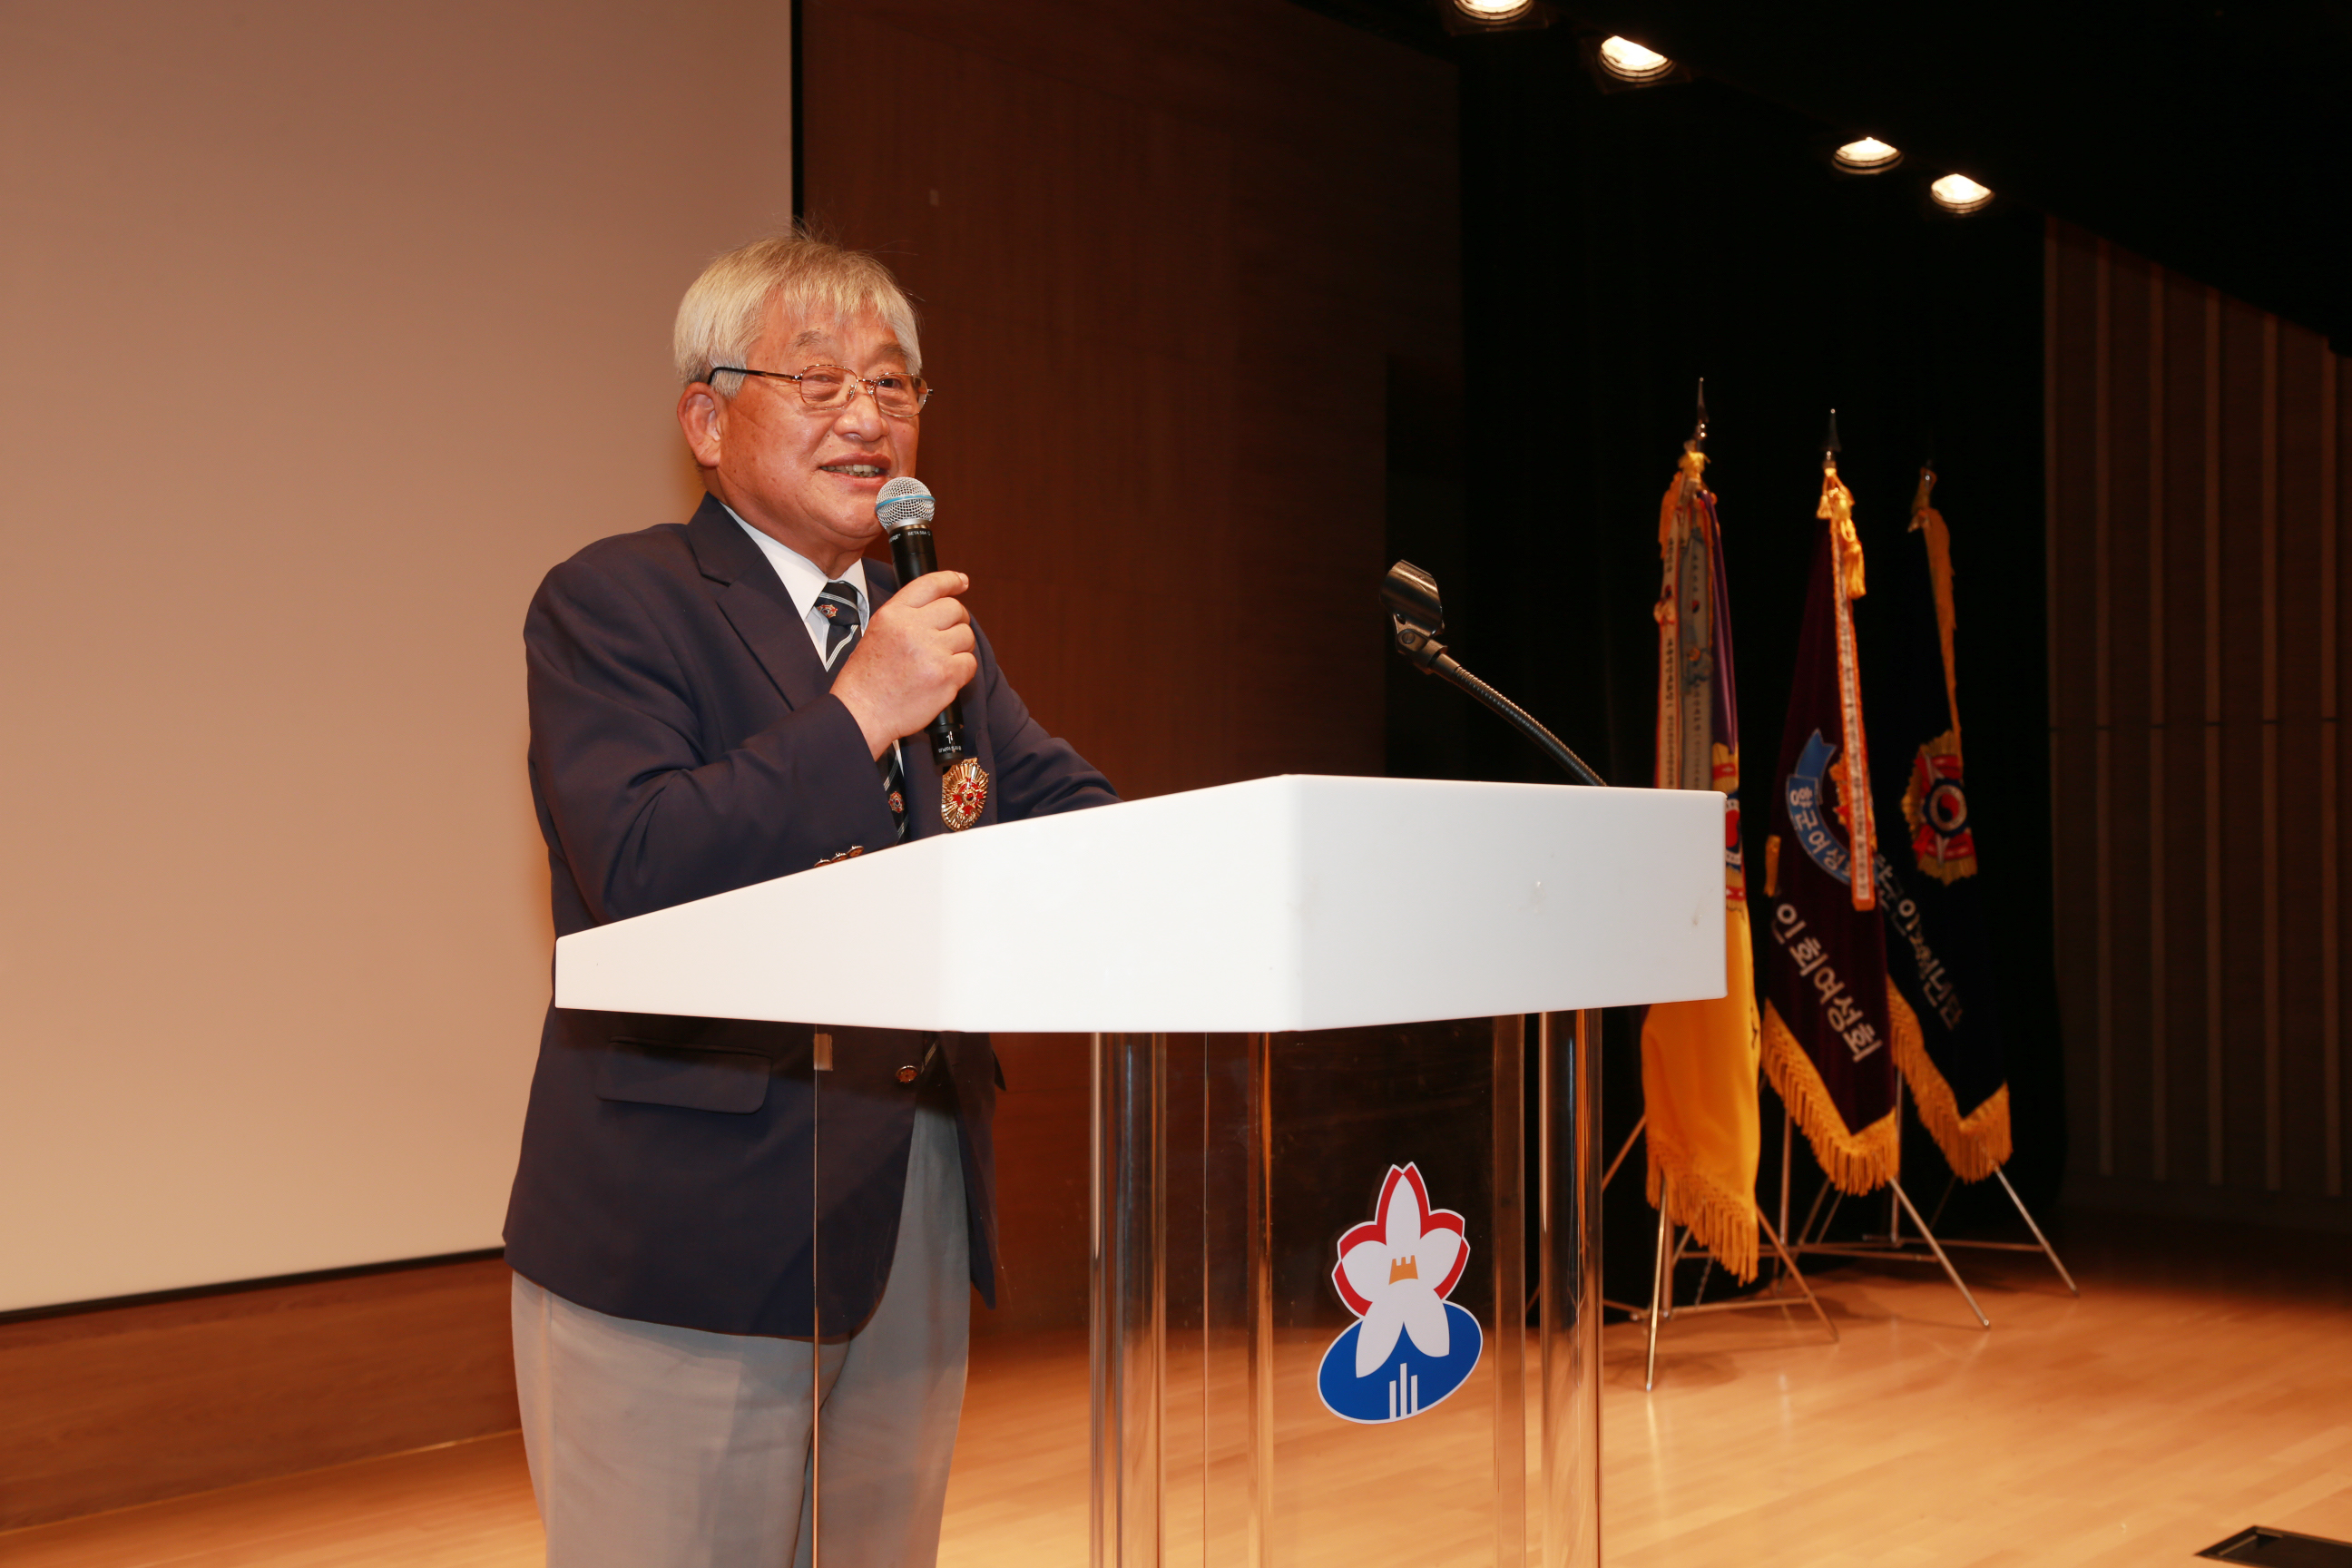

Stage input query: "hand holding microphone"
[
  {"left": 831, "top": 570, "right": 975, "bottom": 750},
  {"left": 829, "top": 475, "right": 992, "bottom": 830}
]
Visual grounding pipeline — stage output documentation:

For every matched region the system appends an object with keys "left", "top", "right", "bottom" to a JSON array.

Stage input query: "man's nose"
[{"left": 833, "top": 386, "right": 887, "bottom": 438}]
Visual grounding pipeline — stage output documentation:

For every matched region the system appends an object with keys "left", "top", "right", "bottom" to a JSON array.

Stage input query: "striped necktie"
[{"left": 817, "top": 579, "right": 909, "bottom": 841}]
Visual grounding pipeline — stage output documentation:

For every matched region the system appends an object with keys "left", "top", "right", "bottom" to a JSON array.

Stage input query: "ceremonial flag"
[
  {"left": 1864, "top": 470, "right": 2013, "bottom": 1180},
  {"left": 1640, "top": 446, "right": 1762, "bottom": 1281},
  {"left": 1759, "top": 460, "right": 1906, "bottom": 1193}
]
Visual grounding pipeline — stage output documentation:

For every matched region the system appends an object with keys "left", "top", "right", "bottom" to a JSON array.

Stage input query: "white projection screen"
[{"left": 0, "top": 1, "right": 792, "bottom": 1311}]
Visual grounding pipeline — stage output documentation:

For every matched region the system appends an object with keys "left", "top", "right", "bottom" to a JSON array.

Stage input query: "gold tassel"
[
  {"left": 1660, "top": 449, "right": 1706, "bottom": 551},
  {"left": 1820, "top": 461, "right": 1866, "bottom": 600},
  {"left": 1760, "top": 1000, "right": 1900, "bottom": 1193},
  {"left": 1886, "top": 983, "right": 2013, "bottom": 1181},
  {"left": 1646, "top": 1130, "right": 1762, "bottom": 1282}
]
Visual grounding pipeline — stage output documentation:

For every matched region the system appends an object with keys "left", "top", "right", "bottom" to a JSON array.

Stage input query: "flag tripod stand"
[
  {"left": 1599, "top": 1113, "right": 1838, "bottom": 1390},
  {"left": 1917, "top": 1164, "right": 2081, "bottom": 1296},
  {"left": 1772, "top": 1069, "right": 2090, "bottom": 1328},
  {"left": 1781, "top": 1077, "right": 2077, "bottom": 1300}
]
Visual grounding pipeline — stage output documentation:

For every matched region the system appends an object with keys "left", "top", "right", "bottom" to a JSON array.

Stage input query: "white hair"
[{"left": 671, "top": 230, "right": 923, "bottom": 396}]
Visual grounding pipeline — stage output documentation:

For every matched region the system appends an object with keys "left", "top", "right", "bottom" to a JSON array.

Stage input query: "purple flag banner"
[{"left": 1759, "top": 466, "right": 1903, "bottom": 1193}]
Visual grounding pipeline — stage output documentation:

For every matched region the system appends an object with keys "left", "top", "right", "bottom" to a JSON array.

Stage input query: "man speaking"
[{"left": 504, "top": 232, "right": 1117, "bottom": 1567}]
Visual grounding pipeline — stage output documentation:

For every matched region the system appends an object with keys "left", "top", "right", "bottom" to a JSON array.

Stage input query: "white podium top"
[{"left": 554, "top": 774, "right": 1726, "bottom": 1034}]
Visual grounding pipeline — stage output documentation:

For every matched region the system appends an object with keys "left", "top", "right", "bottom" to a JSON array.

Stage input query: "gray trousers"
[{"left": 512, "top": 1106, "right": 970, "bottom": 1568}]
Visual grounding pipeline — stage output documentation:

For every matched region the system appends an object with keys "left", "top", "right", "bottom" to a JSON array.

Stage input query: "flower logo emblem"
[{"left": 1316, "top": 1162, "right": 1483, "bottom": 1424}]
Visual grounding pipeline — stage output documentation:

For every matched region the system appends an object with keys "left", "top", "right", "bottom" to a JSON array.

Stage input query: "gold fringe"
[
  {"left": 1646, "top": 1132, "right": 1760, "bottom": 1282},
  {"left": 1760, "top": 999, "right": 1900, "bottom": 1194},
  {"left": 1886, "top": 983, "right": 2013, "bottom": 1181}
]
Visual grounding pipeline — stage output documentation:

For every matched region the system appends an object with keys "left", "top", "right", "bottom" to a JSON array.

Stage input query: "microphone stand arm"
[{"left": 1390, "top": 617, "right": 1606, "bottom": 788}]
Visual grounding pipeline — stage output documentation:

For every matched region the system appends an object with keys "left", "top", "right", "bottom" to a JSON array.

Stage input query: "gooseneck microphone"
[
  {"left": 875, "top": 475, "right": 991, "bottom": 830},
  {"left": 1382, "top": 560, "right": 1604, "bottom": 787}
]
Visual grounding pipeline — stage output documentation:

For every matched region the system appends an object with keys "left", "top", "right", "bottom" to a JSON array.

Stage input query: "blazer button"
[{"left": 895, "top": 1064, "right": 918, "bottom": 1084}]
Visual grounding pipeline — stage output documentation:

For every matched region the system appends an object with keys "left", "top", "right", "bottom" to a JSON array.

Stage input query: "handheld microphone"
[{"left": 876, "top": 475, "right": 990, "bottom": 831}]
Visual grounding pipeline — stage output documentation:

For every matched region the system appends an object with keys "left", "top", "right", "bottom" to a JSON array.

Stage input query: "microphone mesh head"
[{"left": 875, "top": 475, "right": 935, "bottom": 533}]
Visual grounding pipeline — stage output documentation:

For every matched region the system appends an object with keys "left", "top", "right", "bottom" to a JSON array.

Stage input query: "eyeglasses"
[{"left": 718, "top": 363, "right": 931, "bottom": 417}]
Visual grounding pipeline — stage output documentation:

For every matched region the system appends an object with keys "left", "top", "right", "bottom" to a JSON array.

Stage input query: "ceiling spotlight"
[
  {"left": 1930, "top": 173, "right": 1994, "bottom": 213},
  {"left": 1455, "top": 0, "right": 1534, "bottom": 21},
  {"left": 1832, "top": 136, "right": 1903, "bottom": 173},
  {"left": 1596, "top": 35, "right": 1676, "bottom": 81}
]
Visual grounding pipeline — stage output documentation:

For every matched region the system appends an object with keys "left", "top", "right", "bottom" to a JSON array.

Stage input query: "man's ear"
[{"left": 677, "top": 383, "right": 724, "bottom": 469}]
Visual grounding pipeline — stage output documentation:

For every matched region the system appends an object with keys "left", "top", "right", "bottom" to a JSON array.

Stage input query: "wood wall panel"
[
  {"left": 2049, "top": 217, "right": 2352, "bottom": 1229},
  {"left": 0, "top": 1258, "right": 514, "bottom": 1532},
  {"left": 2107, "top": 248, "right": 2154, "bottom": 1175},
  {"left": 2159, "top": 275, "right": 2213, "bottom": 1183},
  {"left": 2048, "top": 225, "right": 2104, "bottom": 1171},
  {"left": 2278, "top": 329, "right": 2334, "bottom": 1198},
  {"left": 2215, "top": 299, "right": 2269, "bottom": 1193},
  {"left": 797, "top": 0, "right": 1459, "bottom": 1328},
  {"left": 2103, "top": 247, "right": 2158, "bottom": 1181},
  {"left": 799, "top": 0, "right": 1455, "bottom": 805},
  {"left": 2337, "top": 360, "right": 2349, "bottom": 1203}
]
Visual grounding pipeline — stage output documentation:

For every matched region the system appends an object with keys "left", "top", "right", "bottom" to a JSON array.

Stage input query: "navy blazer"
[{"left": 504, "top": 495, "right": 1117, "bottom": 1338}]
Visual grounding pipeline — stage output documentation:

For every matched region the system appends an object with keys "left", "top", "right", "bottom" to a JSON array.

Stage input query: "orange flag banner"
[{"left": 1639, "top": 448, "right": 1762, "bottom": 1280}]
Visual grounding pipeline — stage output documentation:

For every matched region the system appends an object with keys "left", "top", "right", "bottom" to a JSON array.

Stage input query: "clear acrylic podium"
[{"left": 557, "top": 775, "right": 1725, "bottom": 1567}]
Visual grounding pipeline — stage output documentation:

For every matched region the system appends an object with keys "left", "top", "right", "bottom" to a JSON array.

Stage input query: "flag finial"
[{"left": 1822, "top": 407, "right": 1842, "bottom": 461}]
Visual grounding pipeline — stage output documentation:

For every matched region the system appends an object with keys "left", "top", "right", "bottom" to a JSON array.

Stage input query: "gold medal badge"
[{"left": 940, "top": 757, "right": 990, "bottom": 832}]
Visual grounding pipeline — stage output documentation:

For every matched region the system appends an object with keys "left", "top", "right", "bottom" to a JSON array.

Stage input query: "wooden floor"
[{"left": 6, "top": 1215, "right": 2347, "bottom": 1566}]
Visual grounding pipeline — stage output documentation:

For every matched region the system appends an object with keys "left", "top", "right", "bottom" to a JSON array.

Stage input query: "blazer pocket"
[{"left": 596, "top": 1040, "right": 773, "bottom": 1114}]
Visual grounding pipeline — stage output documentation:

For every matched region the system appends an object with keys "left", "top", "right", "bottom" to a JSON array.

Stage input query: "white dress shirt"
[
  {"left": 727, "top": 507, "right": 904, "bottom": 781},
  {"left": 727, "top": 506, "right": 872, "bottom": 667}
]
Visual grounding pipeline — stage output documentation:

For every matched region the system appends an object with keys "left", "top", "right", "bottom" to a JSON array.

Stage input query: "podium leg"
[
  {"left": 1538, "top": 1010, "right": 1602, "bottom": 1568},
  {"left": 1493, "top": 1014, "right": 1530, "bottom": 1566},
  {"left": 1246, "top": 1031, "right": 1274, "bottom": 1568},
  {"left": 1092, "top": 1033, "right": 1164, "bottom": 1568}
]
